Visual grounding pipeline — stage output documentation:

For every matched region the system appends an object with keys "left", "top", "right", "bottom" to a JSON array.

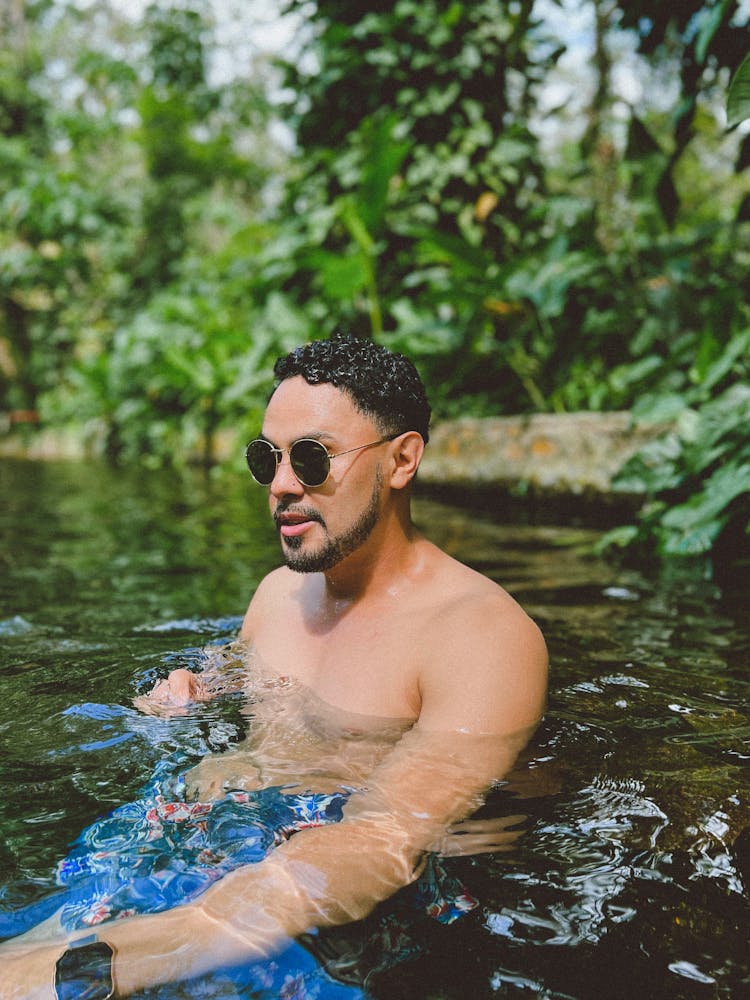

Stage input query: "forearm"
[
  {"left": 108, "top": 895, "right": 277, "bottom": 994},
  {"left": 129, "top": 819, "right": 417, "bottom": 987},
  {"left": 199, "top": 818, "right": 420, "bottom": 941},
  {"left": 56, "top": 819, "right": 419, "bottom": 996}
]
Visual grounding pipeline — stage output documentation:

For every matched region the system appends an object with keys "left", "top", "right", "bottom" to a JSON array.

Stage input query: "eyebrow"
[{"left": 258, "top": 430, "right": 337, "bottom": 447}]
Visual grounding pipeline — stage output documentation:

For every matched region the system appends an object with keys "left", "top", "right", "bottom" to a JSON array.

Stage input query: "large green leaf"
[
  {"left": 727, "top": 52, "right": 750, "bottom": 127},
  {"left": 658, "top": 462, "right": 750, "bottom": 557},
  {"left": 355, "top": 116, "right": 411, "bottom": 236}
]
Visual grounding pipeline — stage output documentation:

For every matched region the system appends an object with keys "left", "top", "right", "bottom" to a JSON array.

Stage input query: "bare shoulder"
[
  {"left": 417, "top": 550, "right": 548, "bottom": 734},
  {"left": 426, "top": 556, "right": 546, "bottom": 670},
  {"left": 239, "top": 566, "right": 300, "bottom": 640},
  {"left": 423, "top": 546, "right": 539, "bottom": 631},
  {"left": 256, "top": 565, "right": 300, "bottom": 600}
]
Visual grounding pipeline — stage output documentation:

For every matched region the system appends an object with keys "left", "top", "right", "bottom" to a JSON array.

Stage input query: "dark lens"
[
  {"left": 290, "top": 439, "right": 329, "bottom": 487},
  {"left": 245, "top": 440, "right": 277, "bottom": 484}
]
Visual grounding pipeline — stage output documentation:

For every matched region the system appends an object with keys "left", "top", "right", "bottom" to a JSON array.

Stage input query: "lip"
[
  {"left": 274, "top": 508, "right": 321, "bottom": 538},
  {"left": 279, "top": 519, "right": 316, "bottom": 538}
]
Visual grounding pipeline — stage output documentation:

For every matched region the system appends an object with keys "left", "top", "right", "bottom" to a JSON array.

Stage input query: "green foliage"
[
  {"left": 0, "top": 123, "right": 130, "bottom": 409},
  {"left": 599, "top": 23, "right": 750, "bottom": 564},
  {"left": 603, "top": 329, "right": 750, "bottom": 560},
  {"left": 133, "top": 3, "right": 271, "bottom": 292},
  {"left": 272, "top": 0, "right": 567, "bottom": 411},
  {"left": 1, "top": 0, "right": 276, "bottom": 430}
]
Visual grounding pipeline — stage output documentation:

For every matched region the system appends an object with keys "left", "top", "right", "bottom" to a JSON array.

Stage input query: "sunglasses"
[{"left": 245, "top": 433, "right": 401, "bottom": 488}]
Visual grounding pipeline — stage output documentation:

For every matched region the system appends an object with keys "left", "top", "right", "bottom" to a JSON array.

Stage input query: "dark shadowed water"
[{"left": 1, "top": 458, "right": 749, "bottom": 998}]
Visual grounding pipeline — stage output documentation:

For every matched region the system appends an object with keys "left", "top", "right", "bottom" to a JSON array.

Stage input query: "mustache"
[{"left": 273, "top": 503, "right": 325, "bottom": 528}]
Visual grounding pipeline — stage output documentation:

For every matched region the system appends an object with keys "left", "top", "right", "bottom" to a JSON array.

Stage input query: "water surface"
[{"left": 1, "top": 458, "right": 749, "bottom": 998}]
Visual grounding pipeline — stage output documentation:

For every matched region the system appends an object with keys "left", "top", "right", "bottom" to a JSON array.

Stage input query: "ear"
[{"left": 388, "top": 431, "right": 425, "bottom": 490}]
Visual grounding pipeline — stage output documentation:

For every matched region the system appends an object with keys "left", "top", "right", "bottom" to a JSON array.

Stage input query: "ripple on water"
[
  {"left": 0, "top": 616, "right": 34, "bottom": 637},
  {"left": 134, "top": 616, "right": 243, "bottom": 637}
]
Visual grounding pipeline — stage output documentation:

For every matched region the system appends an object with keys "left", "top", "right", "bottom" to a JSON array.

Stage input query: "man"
[{"left": 2, "top": 333, "right": 547, "bottom": 997}]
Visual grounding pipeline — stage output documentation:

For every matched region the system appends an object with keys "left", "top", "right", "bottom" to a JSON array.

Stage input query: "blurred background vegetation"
[{"left": 1, "top": 0, "right": 750, "bottom": 563}]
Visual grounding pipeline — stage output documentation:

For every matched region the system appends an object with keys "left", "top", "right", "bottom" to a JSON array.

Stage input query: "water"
[{"left": 1, "top": 458, "right": 750, "bottom": 998}]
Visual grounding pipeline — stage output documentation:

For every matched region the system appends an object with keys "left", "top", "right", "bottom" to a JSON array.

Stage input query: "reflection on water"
[{"left": 1, "top": 459, "right": 750, "bottom": 997}]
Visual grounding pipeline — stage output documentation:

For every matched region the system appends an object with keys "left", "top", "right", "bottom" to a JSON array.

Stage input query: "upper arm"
[
  {"left": 341, "top": 595, "right": 547, "bottom": 853},
  {"left": 416, "top": 592, "right": 548, "bottom": 739}
]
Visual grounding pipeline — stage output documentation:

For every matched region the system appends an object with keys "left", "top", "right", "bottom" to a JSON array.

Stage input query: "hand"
[
  {"left": 133, "top": 668, "right": 211, "bottom": 716},
  {"left": 431, "top": 813, "right": 527, "bottom": 857},
  {"left": 184, "top": 752, "right": 262, "bottom": 800}
]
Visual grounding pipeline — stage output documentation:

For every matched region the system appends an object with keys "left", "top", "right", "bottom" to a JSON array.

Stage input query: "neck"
[{"left": 321, "top": 504, "right": 420, "bottom": 603}]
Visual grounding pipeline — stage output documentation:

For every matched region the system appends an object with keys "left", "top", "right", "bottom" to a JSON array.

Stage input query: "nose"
[{"left": 269, "top": 453, "right": 305, "bottom": 499}]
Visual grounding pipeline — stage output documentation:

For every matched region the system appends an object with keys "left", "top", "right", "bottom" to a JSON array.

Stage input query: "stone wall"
[{"left": 419, "top": 412, "right": 666, "bottom": 500}]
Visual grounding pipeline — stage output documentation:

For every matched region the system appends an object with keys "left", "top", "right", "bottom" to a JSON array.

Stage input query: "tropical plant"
[
  {"left": 600, "top": 39, "right": 750, "bottom": 564},
  {"left": 4, "top": 0, "right": 280, "bottom": 455},
  {"left": 603, "top": 328, "right": 750, "bottom": 559}
]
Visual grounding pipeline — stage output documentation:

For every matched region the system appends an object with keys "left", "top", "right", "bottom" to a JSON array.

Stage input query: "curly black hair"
[{"left": 273, "top": 334, "right": 431, "bottom": 444}]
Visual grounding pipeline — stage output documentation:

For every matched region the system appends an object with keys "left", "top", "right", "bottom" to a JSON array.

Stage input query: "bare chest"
[{"left": 251, "top": 605, "right": 424, "bottom": 720}]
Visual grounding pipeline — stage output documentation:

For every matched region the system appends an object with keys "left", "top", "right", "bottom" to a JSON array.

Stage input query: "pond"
[{"left": 1, "top": 457, "right": 749, "bottom": 998}]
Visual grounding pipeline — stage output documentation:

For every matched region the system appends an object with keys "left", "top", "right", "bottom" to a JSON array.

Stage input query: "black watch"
[{"left": 54, "top": 937, "right": 115, "bottom": 1000}]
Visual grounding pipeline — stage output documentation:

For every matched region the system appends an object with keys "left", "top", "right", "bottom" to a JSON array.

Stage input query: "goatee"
[{"left": 281, "top": 470, "right": 383, "bottom": 573}]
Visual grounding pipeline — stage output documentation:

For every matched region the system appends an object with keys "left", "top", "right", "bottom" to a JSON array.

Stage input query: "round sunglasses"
[{"left": 245, "top": 433, "right": 400, "bottom": 488}]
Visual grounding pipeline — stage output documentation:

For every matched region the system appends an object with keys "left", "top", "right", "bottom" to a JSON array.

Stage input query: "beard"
[{"left": 278, "top": 469, "right": 383, "bottom": 574}]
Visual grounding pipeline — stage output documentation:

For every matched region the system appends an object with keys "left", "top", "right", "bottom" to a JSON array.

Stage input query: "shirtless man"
[{"left": 2, "top": 333, "right": 547, "bottom": 998}]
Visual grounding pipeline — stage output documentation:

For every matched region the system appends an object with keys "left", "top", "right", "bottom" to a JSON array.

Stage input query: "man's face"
[{"left": 260, "top": 377, "right": 388, "bottom": 574}]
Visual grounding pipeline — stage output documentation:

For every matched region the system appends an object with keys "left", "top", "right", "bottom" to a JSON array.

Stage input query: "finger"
[
  {"left": 436, "top": 832, "right": 522, "bottom": 856},
  {"left": 447, "top": 814, "right": 527, "bottom": 835}
]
